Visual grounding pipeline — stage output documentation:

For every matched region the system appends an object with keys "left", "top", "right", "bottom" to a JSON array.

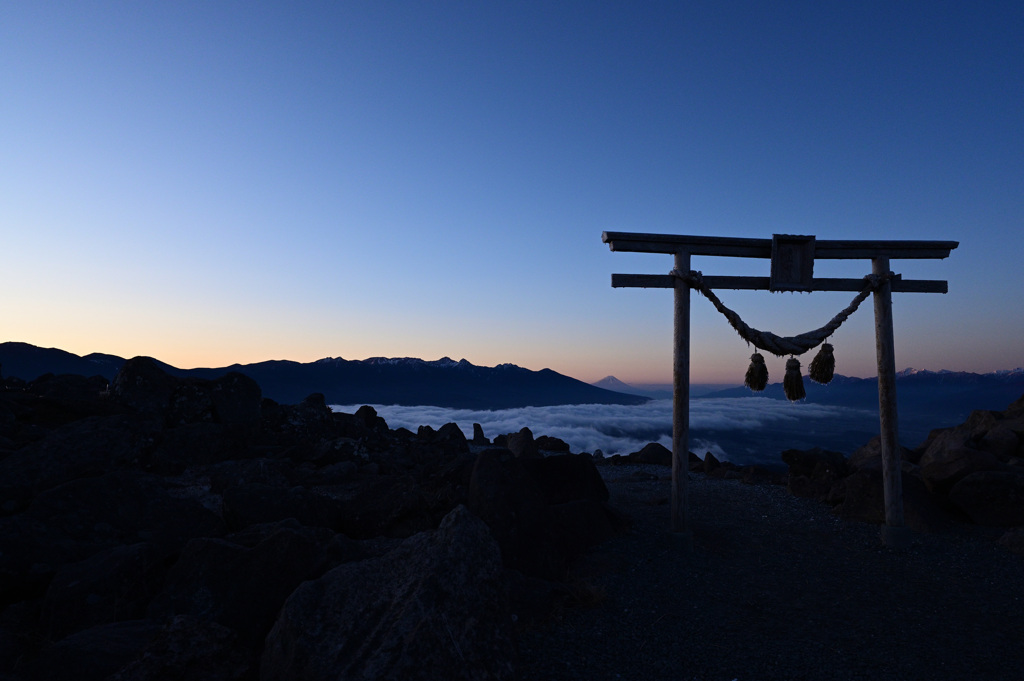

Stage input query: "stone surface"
[
  {"left": 506, "top": 427, "right": 540, "bottom": 459},
  {"left": 147, "top": 525, "right": 327, "bottom": 646},
  {"left": 947, "top": 471, "right": 1024, "bottom": 526},
  {"left": 782, "top": 447, "right": 849, "bottom": 502},
  {"left": 919, "top": 441, "right": 1003, "bottom": 495},
  {"left": 535, "top": 435, "right": 571, "bottom": 453},
  {"left": 630, "top": 442, "right": 672, "bottom": 466},
  {"left": 41, "top": 542, "right": 165, "bottom": 641},
  {"left": 521, "top": 453, "right": 609, "bottom": 506},
  {"left": 109, "top": 616, "right": 252, "bottom": 681},
  {"left": 472, "top": 422, "right": 489, "bottom": 445},
  {"left": 260, "top": 506, "right": 516, "bottom": 681}
]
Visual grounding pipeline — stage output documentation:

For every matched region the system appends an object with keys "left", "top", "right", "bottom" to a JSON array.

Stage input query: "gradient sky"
[{"left": 3, "top": 1, "right": 1022, "bottom": 385}]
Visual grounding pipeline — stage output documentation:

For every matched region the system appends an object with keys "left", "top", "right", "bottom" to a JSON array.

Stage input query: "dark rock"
[
  {"left": 506, "top": 427, "right": 539, "bottom": 459},
  {"left": 354, "top": 404, "right": 388, "bottom": 432},
  {"left": 997, "top": 528, "right": 1024, "bottom": 556},
  {"left": 108, "top": 615, "right": 252, "bottom": 681},
  {"left": 147, "top": 525, "right": 326, "bottom": 647},
  {"left": 150, "top": 422, "right": 251, "bottom": 474},
  {"left": 260, "top": 505, "right": 516, "bottom": 681},
  {"left": 979, "top": 426, "right": 1021, "bottom": 460},
  {"left": 493, "top": 433, "right": 508, "bottom": 448},
  {"left": 468, "top": 450, "right": 620, "bottom": 580},
  {"left": 472, "top": 422, "right": 489, "bottom": 445},
  {"left": 435, "top": 422, "right": 470, "bottom": 455},
  {"left": 947, "top": 471, "right": 1024, "bottom": 526},
  {"left": 41, "top": 542, "right": 166, "bottom": 641},
  {"left": 834, "top": 468, "right": 952, "bottom": 532},
  {"left": 630, "top": 442, "right": 672, "bottom": 466},
  {"left": 29, "top": 619, "right": 164, "bottom": 681},
  {"left": 112, "top": 357, "right": 177, "bottom": 419},
  {"left": 782, "top": 447, "right": 848, "bottom": 501},
  {"left": 535, "top": 435, "right": 570, "bottom": 453},
  {"left": 0, "top": 600, "right": 40, "bottom": 673},
  {"left": 26, "top": 469, "right": 225, "bottom": 555},
  {"left": 781, "top": 447, "right": 848, "bottom": 478},
  {"left": 329, "top": 474, "right": 436, "bottom": 539},
  {"left": 740, "top": 466, "right": 786, "bottom": 486},
  {"left": 703, "top": 451, "right": 721, "bottom": 474},
  {"left": 535, "top": 499, "right": 618, "bottom": 578},
  {"left": 221, "top": 483, "right": 343, "bottom": 532},
  {"left": 849, "top": 435, "right": 919, "bottom": 470},
  {"left": 467, "top": 449, "right": 547, "bottom": 574},
  {"left": 521, "top": 454, "right": 610, "bottom": 506},
  {"left": 0, "top": 414, "right": 153, "bottom": 507},
  {"left": 207, "top": 372, "right": 262, "bottom": 427},
  {"left": 0, "top": 514, "right": 92, "bottom": 607},
  {"left": 112, "top": 358, "right": 261, "bottom": 431},
  {"left": 918, "top": 432, "right": 1004, "bottom": 495}
]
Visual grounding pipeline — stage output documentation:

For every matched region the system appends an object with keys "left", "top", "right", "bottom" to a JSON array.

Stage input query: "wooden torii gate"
[{"left": 603, "top": 232, "right": 958, "bottom": 547}]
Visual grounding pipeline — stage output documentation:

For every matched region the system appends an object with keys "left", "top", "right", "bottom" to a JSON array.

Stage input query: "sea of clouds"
[{"left": 331, "top": 398, "right": 877, "bottom": 468}]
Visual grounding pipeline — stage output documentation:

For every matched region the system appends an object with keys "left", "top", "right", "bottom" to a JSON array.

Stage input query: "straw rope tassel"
[
  {"left": 744, "top": 352, "right": 769, "bottom": 392},
  {"left": 783, "top": 357, "right": 806, "bottom": 401},
  {"left": 808, "top": 342, "right": 835, "bottom": 385}
]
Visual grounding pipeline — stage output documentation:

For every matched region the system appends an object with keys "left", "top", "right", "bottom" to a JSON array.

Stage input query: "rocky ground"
[
  {"left": 0, "top": 357, "right": 1021, "bottom": 680},
  {"left": 517, "top": 465, "right": 1024, "bottom": 680}
]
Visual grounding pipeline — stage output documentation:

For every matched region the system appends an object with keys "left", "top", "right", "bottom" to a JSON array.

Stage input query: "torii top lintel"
[{"left": 602, "top": 231, "right": 959, "bottom": 260}]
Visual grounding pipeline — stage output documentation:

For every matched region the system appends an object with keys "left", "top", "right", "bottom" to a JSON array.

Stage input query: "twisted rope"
[{"left": 671, "top": 269, "right": 892, "bottom": 357}]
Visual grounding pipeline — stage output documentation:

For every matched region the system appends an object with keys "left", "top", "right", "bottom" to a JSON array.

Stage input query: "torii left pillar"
[{"left": 672, "top": 251, "right": 691, "bottom": 535}]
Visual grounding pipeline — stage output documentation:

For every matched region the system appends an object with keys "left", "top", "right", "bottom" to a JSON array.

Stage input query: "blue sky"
[{"left": 2, "top": 1, "right": 1021, "bottom": 384}]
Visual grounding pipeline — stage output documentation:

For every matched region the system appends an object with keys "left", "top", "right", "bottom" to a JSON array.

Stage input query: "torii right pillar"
[{"left": 873, "top": 256, "right": 909, "bottom": 547}]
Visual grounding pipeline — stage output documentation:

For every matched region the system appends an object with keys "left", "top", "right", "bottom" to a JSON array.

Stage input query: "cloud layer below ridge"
[{"left": 332, "top": 398, "right": 875, "bottom": 466}]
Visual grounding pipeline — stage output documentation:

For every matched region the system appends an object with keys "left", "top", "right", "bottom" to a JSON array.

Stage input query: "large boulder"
[
  {"left": 28, "top": 619, "right": 165, "bottom": 681},
  {"left": 535, "top": 435, "right": 570, "bottom": 453},
  {"left": 630, "top": 442, "right": 672, "bottom": 466},
  {"left": 506, "top": 427, "right": 540, "bottom": 459},
  {"left": 782, "top": 447, "right": 848, "bottom": 501},
  {"left": 0, "top": 414, "right": 153, "bottom": 511},
  {"left": 468, "top": 449, "right": 620, "bottom": 580},
  {"left": 433, "top": 422, "right": 470, "bottom": 455},
  {"left": 833, "top": 468, "right": 951, "bottom": 532},
  {"left": 466, "top": 449, "right": 547, "bottom": 574},
  {"left": 221, "top": 483, "right": 344, "bottom": 532},
  {"left": 849, "top": 436, "right": 919, "bottom": 469},
  {"left": 260, "top": 505, "right": 516, "bottom": 681},
  {"left": 947, "top": 471, "right": 1024, "bottom": 526},
  {"left": 108, "top": 615, "right": 252, "bottom": 681},
  {"left": 147, "top": 524, "right": 329, "bottom": 647},
  {"left": 26, "top": 469, "right": 225, "bottom": 554},
  {"left": 41, "top": 542, "right": 166, "bottom": 641},
  {"left": 150, "top": 422, "right": 252, "bottom": 474},
  {"left": 918, "top": 434, "right": 1003, "bottom": 495},
  {"left": 328, "top": 474, "right": 437, "bottom": 539},
  {"left": 521, "top": 453, "right": 609, "bottom": 506}
]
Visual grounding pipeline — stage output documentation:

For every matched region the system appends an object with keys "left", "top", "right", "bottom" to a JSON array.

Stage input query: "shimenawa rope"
[{"left": 671, "top": 269, "right": 893, "bottom": 399}]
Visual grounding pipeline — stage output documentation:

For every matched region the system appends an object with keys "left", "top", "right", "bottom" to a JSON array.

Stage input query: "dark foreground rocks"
[
  {"left": 0, "top": 359, "right": 624, "bottom": 680},
  {"left": 778, "top": 392, "right": 1024, "bottom": 549}
]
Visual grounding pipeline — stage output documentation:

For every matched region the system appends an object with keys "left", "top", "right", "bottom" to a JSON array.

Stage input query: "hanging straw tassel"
[
  {"left": 783, "top": 357, "right": 806, "bottom": 401},
  {"left": 808, "top": 342, "right": 835, "bottom": 385},
  {"left": 744, "top": 352, "right": 768, "bottom": 392}
]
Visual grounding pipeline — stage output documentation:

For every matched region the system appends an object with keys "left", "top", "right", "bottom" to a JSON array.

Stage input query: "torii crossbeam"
[{"left": 603, "top": 231, "right": 958, "bottom": 547}]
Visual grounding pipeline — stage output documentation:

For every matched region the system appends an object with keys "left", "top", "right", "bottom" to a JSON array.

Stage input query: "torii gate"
[{"left": 603, "top": 232, "right": 958, "bottom": 547}]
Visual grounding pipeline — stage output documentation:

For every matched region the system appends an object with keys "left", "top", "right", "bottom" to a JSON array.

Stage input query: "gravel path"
[{"left": 516, "top": 465, "right": 1024, "bottom": 681}]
